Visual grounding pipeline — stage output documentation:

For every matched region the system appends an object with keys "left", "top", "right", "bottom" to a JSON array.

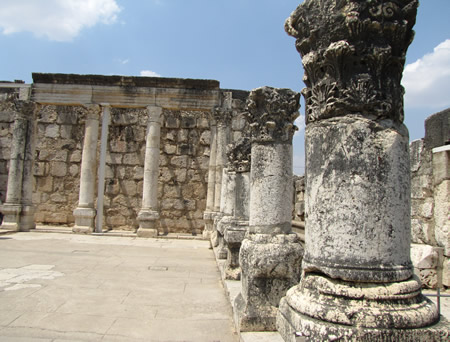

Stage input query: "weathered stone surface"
[
  {"left": 425, "top": 109, "right": 450, "bottom": 149},
  {"left": 278, "top": 0, "right": 446, "bottom": 340}
]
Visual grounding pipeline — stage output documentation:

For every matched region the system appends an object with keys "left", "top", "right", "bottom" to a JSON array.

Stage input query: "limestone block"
[
  {"left": 170, "top": 155, "right": 188, "bottom": 168},
  {"left": 410, "top": 244, "right": 441, "bottom": 269},
  {"left": 121, "top": 180, "right": 137, "bottom": 197},
  {"left": 50, "top": 162, "right": 67, "bottom": 177},
  {"left": 111, "top": 112, "right": 138, "bottom": 125},
  {"left": 434, "top": 180, "right": 450, "bottom": 256},
  {"left": 106, "top": 153, "right": 123, "bottom": 165},
  {"left": 180, "top": 116, "right": 196, "bottom": 128},
  {"left": 45, "top": 124, "right": 59, "bottom": 138},
  {"left": 433, "top": 149, "right": 450, "bottom": 185},
  {"left": 53, "top": 150, "right": 68, "bottom": 162},
  {"left": 178, "top": 129, "right": 188, "bottom": 142},
  {"left": 174, "top": 168, "right": 187, "bottom": 182},
  {"left": 56, "top": 110, "right": 78, "bottom": 125},
  {"left": 104, "top": 165, "right": 114, "bottom": 179},
  {"left": 133, "top": 166, "right": 144, "bottom": 180},
  {"left": 159, "top": 154, "right": 168, "bottom": 167},
  {"left": 177, "top": 144, "right": 194, "bottom": 155},
  {"left": 419, "top": 199, "right": 434, "bottom": 219},
  {"left": 197, "top": 117, "right": 209, "bottom": 129},
  {"left": 233, "top": 131, "right": 242, "bottom": 142},
  {"left": 163, "top": 184, "right": 182, "bottom": 199},
  {"left": 70, "top": 150, "right": 82, "bottom": 163},
  {"left": 443, "top": 258, "right": 450, "bottom": 287},
  {"left": 411, "top": 218, "right": 435, "bottom": 245},
  {"left": 123, "top": 153, "right": 141, "bottom": 166},
  {"left": 232, "top": 115, "right": 246, "bottom": 131},
  {"left": 415, "top": 268, "right": 438, "bottom": 289},
  {"left": 49, "top": 193, "right": 66, "bottom": 203},
  {"left": 109, "top": 140, "right": 127, "bottom": 153},
  {"left": 164, "top": 144, "right": 177, "bottom": 154},
  {"left": 165, "top": 117, "right": 179, "bottom": 128},
  {"left": 60, "top": 125, "right": 72, "bottom": 139},
  {"left": 199, "top": 131, "right": 210, "bottom": 145},
  {"left": 34, "top": 162, "right": 45, "bottom": 176},
  {"left": 165, "top": 132, "right": 175, "bottom": 143}
]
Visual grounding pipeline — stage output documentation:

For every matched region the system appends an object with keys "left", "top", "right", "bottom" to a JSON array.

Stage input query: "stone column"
[
  {"left": 137, "top": 105, "right": 162, "bottom": 238},
  {"left": 277, "top": 1, "right": 448, "bottom": 340},
  {"left": 215, "top": 165, "right": 235, "bottom": 259},
  {"left": 1, "top": 101, "right": 37, "bottom": 231},
  {"left": 203, "top": 119, "right": 217, "bottom": 239},
  {"left": 73, "top": 105, "right": 101, "bottom": 234},
  {"left": 211, "top": 92, "right": 233, "bottom": 246},
  {"left": 223, "top": 137, "right": 251, "bottom": 280},
  {"left": 234, "top": 87, "right": 303, "bottom": 332}
]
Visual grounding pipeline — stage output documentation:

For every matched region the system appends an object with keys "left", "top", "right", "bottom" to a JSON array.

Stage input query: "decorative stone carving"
[
  {"left": 277, "top": 1, "right": 449, "bottom": 340},
  {"left": 226, "top": 137, "right": 251, "bottom": 173},
  {"left": 245, "top": 87, "right": 299, "bottom": 143},
  {"left": 234, "top": 87, "right": 303, "bottom": 332}
]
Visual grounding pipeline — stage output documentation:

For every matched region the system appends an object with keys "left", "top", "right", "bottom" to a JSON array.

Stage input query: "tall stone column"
[
  {"left": 211, "top": 92, "right": 233, "bottom": 246},
  {"left": 223, "top": 137, "right": 251, "bottom": 280},
  {"left": 73, "top": 105, "right": 101, "bottom": 234},
  {"left": 234, "top": 87, "right": 303, "bottom": 332},
  {"left": 277, "top": 1, "right": 448, "bottom": 340},
  {"left": 203, "top": 119, "right": 217, "bottom": 239},
  {"left": 1, "top": 101, "right": 37, "bottom": 231},
  {"left": 137, "top": 105, "right": 162, "bottom": 238}
]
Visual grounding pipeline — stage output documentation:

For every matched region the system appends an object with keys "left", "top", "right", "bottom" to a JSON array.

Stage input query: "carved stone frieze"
[
  {"left": 245, "top": 86, "right": 300, "bottom": 143},
  {"left": 226, "top": 137, "right": 251, "bottom": 173},
  {"left": 286, "top": 0, "right": 418, "bottom": 124}
]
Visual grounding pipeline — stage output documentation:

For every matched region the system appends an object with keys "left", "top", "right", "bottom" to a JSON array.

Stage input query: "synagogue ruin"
[{"left": 1, "top": 0, "right": 450, "bottom": 341}]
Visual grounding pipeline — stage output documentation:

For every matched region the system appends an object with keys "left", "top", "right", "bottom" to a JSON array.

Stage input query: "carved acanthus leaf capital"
[
  {"left": 286, "top": 0, "right": 418, "bottom": 124},
  {"left": 212, "top": 107, "right": 233, "bottom": 127},
  {"left": 245, "top": 87, "right": 300, "bottom": 143},
  {"left": 226, "top": 137, "right": 251, "bottom": 173}
]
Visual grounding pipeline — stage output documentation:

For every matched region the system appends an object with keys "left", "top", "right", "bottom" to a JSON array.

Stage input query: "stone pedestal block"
[
  {"left": 72, "top": 207, "right": 96, "bottom": 234},
  {"left": 224, "top": 220, "right": 248, "bottom": 280},
  {"left": 1, "top": 204, "right": 35, "bottom": 232},
  {"left": 137, "top": 209, "right": 159, "bottom": 238},
  {"left": 234, "top": 233, "right": 302, "bottom": 332}
]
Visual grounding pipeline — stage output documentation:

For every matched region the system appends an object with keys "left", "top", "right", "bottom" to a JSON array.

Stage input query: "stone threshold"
[{"left": 212, "top": 244, "right": 284, "bottom": 342}]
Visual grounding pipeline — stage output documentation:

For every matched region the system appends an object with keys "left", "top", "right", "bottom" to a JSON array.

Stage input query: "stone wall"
[
  {"left": 33, "top": 105, "right": 87, "bottom": 225},
  {"left": 0, "top": 84, "right": 249, "bottom": 234},
  {"left": 410, "top": 109, "right": 450, "bottom": 288}
]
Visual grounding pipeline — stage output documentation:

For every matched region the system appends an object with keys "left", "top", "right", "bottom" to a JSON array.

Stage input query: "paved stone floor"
[{"left": 0, "top": 232, "right": 239, "bottom": 342}]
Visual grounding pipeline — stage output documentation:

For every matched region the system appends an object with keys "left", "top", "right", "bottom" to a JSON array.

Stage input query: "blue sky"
[{"left": 1, "top": 0, "right": 449, "bottom": 175}]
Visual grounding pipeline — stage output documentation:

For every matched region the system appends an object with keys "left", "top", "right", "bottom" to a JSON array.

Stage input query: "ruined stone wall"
[
  {"left": 33, "top": 105, "right": 87, "bottom": 225},
  {"left": 292, "top": 175, "right": 305, "bottom": 222},
  {"left": 410, "top": 109, "right": 450, "bottom": 289},
  {"left": 0, "top": 90, "right": 248, "bottom": 234}
]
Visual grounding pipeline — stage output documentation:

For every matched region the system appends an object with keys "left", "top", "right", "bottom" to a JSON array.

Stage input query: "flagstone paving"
[{"left": 0, "top": 232, "right": 238, "bottom": 342}]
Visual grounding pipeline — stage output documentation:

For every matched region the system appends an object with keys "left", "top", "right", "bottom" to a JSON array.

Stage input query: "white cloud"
[
  {"left": 0, "top": 0, "right": 121, "bottom": 41},
  {"left": 402, "top": 39, "right": 450, "bottom": 109},
  {"left": 294, "top": 114, "right": 305, "bottom": 134},
  {"left": 140, "top": 70, "right": 161, "bottom": 77}
]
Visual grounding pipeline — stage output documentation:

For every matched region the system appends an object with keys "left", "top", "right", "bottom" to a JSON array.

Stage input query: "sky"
[{"left": 0, "top": 0, "right": 449, "bottom": 175}]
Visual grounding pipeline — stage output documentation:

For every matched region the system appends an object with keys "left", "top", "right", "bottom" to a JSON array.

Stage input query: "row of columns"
[{"left": 1, "top": 102, "right": 163, "bottom": 236}]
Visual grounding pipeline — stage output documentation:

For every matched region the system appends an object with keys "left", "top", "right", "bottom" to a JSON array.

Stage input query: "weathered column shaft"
[
  {"left": 1, "top": 101, "right": 37, "bottom": 231},
  {"left": 73, "top": 105, "right": 101, "bottom": 234},
  {"left": 205, "top": 122, "right": 217, "bottom": 211},
  {"left": 137, "top": 105, "right": 162, "bottom": 238},
  {"left": 277, "top": 1, "right": 448, "bottom": 340},
  {"left": 234, "top": 87, "right": 303, "bottom": 332}
]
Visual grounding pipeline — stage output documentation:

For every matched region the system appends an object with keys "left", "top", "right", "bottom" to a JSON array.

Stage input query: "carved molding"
[
  {"left": 245, "top": 86, "right": 300, "bottom": 143},
  {"left": 286, "top": 0, "right": 418, "bottom": 124}
]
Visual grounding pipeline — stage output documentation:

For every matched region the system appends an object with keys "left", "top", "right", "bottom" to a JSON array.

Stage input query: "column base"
[
  {"left": 73, "top": 207, "right": 96, "bottom": 234},
  {"left": 137, "top": 209, "right": 159, "bottom": 238},
  {"left": 202, "top": 211, "right": 217, "bottom": 239},
  {"left": 277, "top": 273, "right": 449, "bottom": 341},
  {"left": 234, "top": 233, "right": 303, "bottom": 332},
  {"left": 277, "top": 298, "right": 449, "bottom": 342},
  {"left": 224, "top": 220, "right": 248, "bottom": 280},
  {"left": 1, "top": 203, "right": 35, "bottom": 232}
]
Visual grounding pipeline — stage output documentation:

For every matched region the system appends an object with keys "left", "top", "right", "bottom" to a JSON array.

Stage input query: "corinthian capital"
[
  {"left": 286, "top": 0, "right": 418, "bottom": 124},
  {"left": 245, "top": 86, "right": 300, "bottom": 143}
]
